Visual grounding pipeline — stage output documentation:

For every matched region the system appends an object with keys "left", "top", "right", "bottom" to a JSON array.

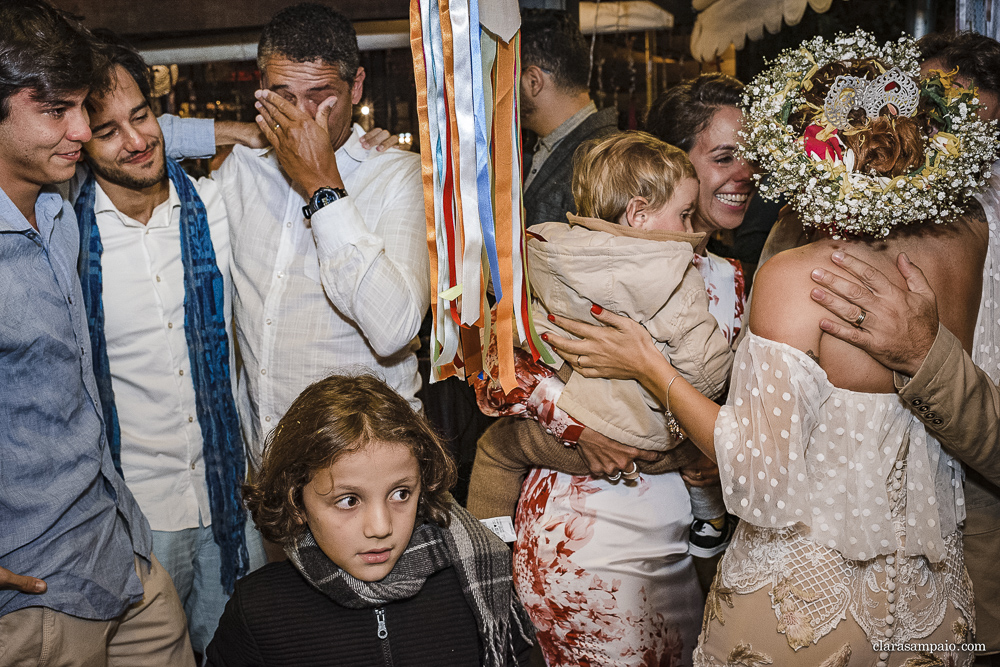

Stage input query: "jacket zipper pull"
[{"left": 375, "top": 607, "right": 388, "bottom": 639}]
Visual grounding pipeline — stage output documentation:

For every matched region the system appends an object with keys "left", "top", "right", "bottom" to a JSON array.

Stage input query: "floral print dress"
[{"left": 512, "top": 253, "right": 745, "bottom": 667}]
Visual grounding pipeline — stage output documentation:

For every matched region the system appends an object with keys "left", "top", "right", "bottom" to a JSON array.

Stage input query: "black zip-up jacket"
[{"left": 206, "top": 561, "right": 531, "bottom": 667}]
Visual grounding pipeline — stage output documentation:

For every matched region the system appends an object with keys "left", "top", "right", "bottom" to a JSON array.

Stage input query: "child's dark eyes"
[
  {"left": 334, "top": 495, "right": 360, "bottom": 509},
  {"left": 391, "top": 488, "right": 412, "bottom": 502}
]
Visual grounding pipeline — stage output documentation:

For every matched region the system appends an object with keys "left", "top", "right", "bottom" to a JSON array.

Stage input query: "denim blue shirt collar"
[{"left": 0, "top": 185, "right": 61, "bottom": 234}]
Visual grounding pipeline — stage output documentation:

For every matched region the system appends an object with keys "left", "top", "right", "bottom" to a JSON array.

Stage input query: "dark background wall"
[{"left": 49, "top": 0, "right": 409, "bottom": 37}]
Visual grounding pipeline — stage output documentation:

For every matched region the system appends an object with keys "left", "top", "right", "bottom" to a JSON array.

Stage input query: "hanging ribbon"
[
  {"left": 410, "top": 0, "right": 440, "bottom": 365},
  {"left": 492, "top": 34, "right": 518, "bottom": 393},
  {"left": 470, "top": 0, "right": 501, "bottom": 306},
  {"left": 412, "top": 0, "right": 539, "bottom": 393},
  {"left": 425, "top": 0, "right": 460, "bottom": 378},
  {"left": 447, "top": 0, "right": 485, "bottom": 327}
]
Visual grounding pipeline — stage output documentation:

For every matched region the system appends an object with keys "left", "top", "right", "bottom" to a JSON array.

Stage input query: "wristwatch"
[{"left": 302, "top": 187, "right": 348, "bottom": 219}]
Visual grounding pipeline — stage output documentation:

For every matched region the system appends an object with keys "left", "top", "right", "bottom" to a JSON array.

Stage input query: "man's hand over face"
[{"left": 255, "top": 89, "right": 344, "bottom": 195}]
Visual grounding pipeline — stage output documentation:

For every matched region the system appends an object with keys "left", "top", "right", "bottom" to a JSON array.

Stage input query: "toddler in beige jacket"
[{"left": 469, "top": 132, "right": 734, "bottom": 551}]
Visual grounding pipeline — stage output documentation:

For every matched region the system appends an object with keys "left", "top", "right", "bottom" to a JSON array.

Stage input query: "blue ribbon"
[{"left": 469, "top": 0, "right": 502, "bottom": 302}]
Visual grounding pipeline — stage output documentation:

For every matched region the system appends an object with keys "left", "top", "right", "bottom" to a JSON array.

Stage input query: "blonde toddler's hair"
[{"left": 572, "top": 131, "right": 697, "bottom": 223}]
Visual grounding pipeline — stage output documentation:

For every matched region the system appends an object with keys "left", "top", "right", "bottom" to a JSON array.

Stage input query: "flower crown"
[{"left": 740, "top": 30, "right": 998, "bottom": 238}]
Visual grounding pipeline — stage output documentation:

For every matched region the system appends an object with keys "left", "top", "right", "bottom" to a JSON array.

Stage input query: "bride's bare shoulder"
[{"left": 749, "top": 243, "right": 833, "bottom": 354}]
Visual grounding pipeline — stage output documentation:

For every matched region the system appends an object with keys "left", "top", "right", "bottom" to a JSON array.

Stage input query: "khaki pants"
[{"left": 0, "top": 553, "right": 194, "bottom": 667}]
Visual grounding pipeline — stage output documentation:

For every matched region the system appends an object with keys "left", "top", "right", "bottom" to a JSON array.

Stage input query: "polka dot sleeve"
[{"left": 715, "top": 333, "right": 964, "bottom": 564}]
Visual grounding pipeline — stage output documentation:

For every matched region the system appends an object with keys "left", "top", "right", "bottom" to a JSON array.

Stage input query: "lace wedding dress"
[{"left": 694, "top": 333, "right": 975, "bottom": 667}]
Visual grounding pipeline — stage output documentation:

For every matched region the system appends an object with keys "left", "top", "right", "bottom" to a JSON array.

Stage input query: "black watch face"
[{"left": 304, "top": 188, "right": 346, "bottom": 218}]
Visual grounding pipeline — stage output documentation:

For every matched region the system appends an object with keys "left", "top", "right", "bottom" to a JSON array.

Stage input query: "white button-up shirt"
[
  {"left": 95, "top": 176, "right": 233, "bottom": 531},
  {"left": 214, "top": 124, "right": 429, "bottom": 458}
]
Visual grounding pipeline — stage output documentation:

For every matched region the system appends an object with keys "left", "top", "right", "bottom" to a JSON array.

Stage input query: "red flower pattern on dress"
[
  {"left": 514, "top": 470, "right": 685, "bottom": 666},
  {"left": 692, "top": 254, "right": 746, "bottom": 346}
]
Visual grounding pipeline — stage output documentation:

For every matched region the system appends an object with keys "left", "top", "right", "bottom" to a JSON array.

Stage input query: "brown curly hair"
[
  {"left": 645, "top": 73, "right": 744, "bottom": 152},
  {"left": 244, "top": 373, "right": 457, "bottom": 546}
]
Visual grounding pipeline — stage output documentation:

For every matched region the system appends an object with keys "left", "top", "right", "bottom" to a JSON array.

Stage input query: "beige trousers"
[{"left": 0, "top": 553, "right": 194, "bottom": 667}]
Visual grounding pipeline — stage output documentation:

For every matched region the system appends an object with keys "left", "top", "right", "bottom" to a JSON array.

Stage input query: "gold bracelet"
[
  {"left": 664, "top": 374, "right": 685, "bottom": 440},
  {"left": 665, "top": 374, "right": 681, "bottom": 415}
]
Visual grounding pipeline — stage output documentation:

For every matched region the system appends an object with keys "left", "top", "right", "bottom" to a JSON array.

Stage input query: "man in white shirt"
[
  {"left": 217, "top": 3, "right": 429, "bottom": 459},
  {"left": 77, "top": 39, "right": 253, "bottom": 657}
]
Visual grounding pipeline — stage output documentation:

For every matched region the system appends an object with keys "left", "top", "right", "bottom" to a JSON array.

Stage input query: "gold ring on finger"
[{"left": 852, "top": 309, "right": 866, "bottom": 328}]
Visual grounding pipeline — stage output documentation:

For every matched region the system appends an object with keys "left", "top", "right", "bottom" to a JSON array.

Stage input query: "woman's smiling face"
[{"left": 687, "top": 105, "right": 755, "bottom": 233}]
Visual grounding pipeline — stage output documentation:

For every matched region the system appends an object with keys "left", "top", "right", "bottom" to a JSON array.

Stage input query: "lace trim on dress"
[
  {"left": 715, "top": 521, "right": 973, "bottom": 647},
  {"left": 715, "top": 333, "right": 965, "bottom": 564},
  {"left": 709, "top": 441, "right": 974, "bottom": 648}
]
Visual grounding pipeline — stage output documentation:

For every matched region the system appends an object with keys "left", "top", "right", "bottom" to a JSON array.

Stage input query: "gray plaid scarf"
[{"left": 287, "top": 497, "right": 534, "bottom": 667}]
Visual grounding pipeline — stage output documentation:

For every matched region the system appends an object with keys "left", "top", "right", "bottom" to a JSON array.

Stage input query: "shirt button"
[
  {"left": 167, "top": 322, "right": 173, "bottom": 329},
  {"left": 179, "top": 369, "right": 185, "bottom": 376},
  {"left": 190, "top": 462, "right": 196, "bottom": 470},
  {"left": 67, "top": 295, "right": 73, "bottom": 305},
  {"left": 156, "top": 275, "right": 161, "bottom": 282},
  {"left": 286, "top": 221, "right": 292, "bottom": 228},
  {"left": 265, "top": 319, "right": 272, "bottom": 325},
  {"left": 264, "top": 416, "right": 272, "bottom": 423},
  {"left": 145, "top": 229, "right": 151, "bottom": 235},
  {"left": 188, "top": 415, "right": 194, "bottom": 422},
  {"left": 261, "top": 368, "right": 267, "bottom": 375},
  {"left": 276, "top": 271, "right": 284, "bottom": 279}
]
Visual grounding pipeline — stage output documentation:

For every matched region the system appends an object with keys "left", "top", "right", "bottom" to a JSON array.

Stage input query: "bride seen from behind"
[{"left": 546, "top": 31, "right": 996, "bottom": 666}]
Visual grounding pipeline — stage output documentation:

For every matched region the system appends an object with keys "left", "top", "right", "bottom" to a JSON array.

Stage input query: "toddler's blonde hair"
[{"left": 572, "top": 131, "right": 697, "bottom": 223}]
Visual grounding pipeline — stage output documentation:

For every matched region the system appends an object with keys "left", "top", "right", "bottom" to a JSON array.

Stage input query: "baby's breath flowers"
[{"left": 740, "top": 30, "right": 997, "bottom": 238}]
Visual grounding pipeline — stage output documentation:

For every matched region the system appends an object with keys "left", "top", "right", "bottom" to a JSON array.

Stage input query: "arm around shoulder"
[
  {"left": 897, "top": 323, "right": 1000, "bottom": 486},
  {"left": 158, "top": 114, "right": 217, "bottom": 160}
]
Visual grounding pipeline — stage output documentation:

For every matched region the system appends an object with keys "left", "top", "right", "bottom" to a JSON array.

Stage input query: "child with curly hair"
[{"left": 206, "top": 374, "right": 534, "bottom": 667}]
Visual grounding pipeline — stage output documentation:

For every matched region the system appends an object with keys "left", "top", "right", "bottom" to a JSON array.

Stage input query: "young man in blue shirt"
[{"left": 0, "top": 2, "right": 193, "bottom": 663}]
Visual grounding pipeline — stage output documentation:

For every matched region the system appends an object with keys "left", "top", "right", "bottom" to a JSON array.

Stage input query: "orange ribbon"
[{"left": 492, "top": 35, "right": 517, "bottom": 393}]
